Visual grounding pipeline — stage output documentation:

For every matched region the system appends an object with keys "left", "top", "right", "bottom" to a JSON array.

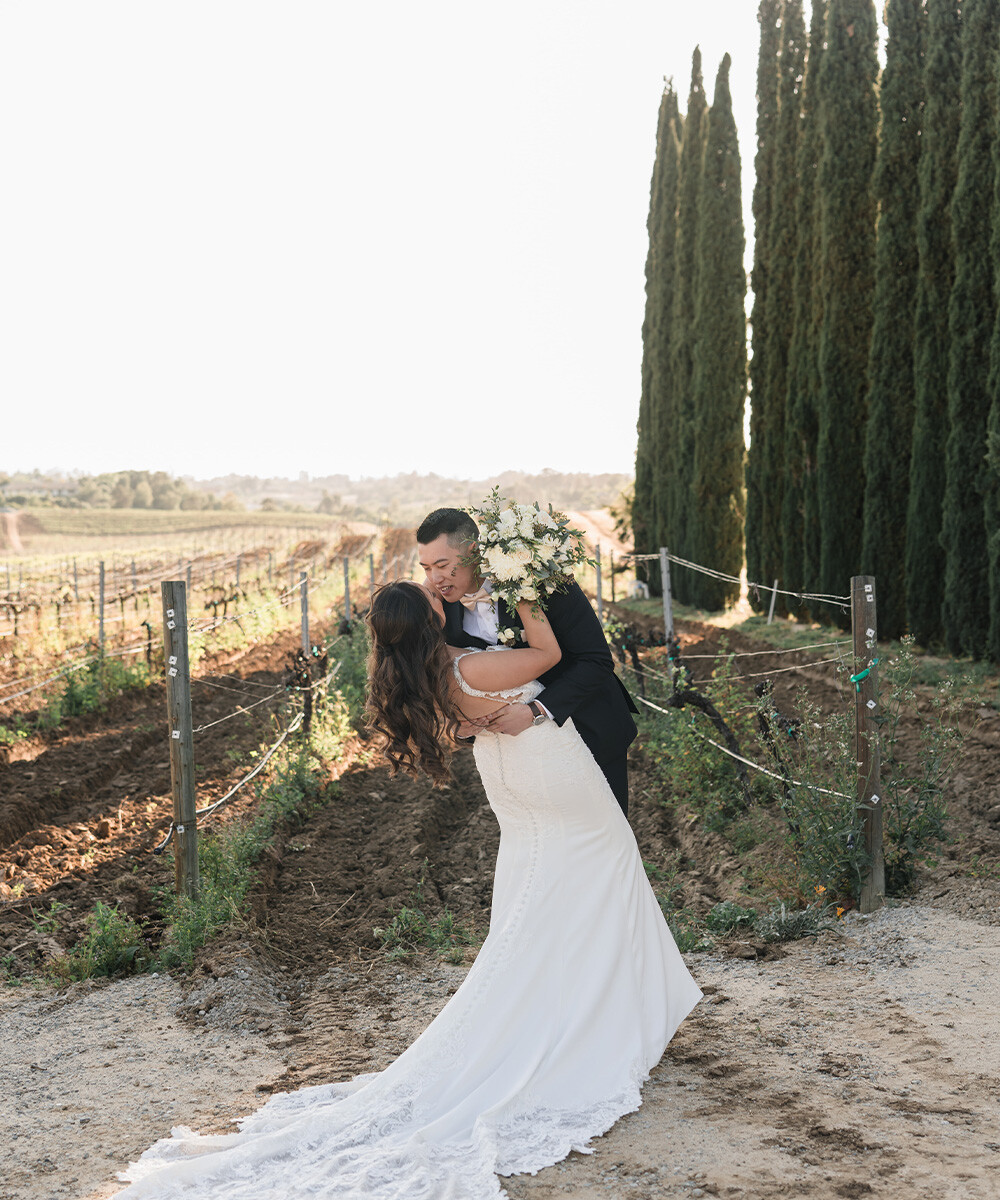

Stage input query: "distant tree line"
[
  {"left": 1, "top": 468, "right": 632, "bottom": 524},
  {"left": 635, "top": 0, "right": 1000, "bottom": 661},
  {"left": 0, "top": 470, "right": 243, "bottom": 512}
]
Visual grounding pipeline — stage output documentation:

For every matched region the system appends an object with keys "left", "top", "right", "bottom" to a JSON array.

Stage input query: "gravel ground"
[{"left": 3, "top": 899, "right": 998, "bottom": 1200}]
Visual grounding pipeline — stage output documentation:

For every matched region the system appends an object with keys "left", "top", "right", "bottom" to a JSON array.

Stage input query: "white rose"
[{"left": 497, "top": 509, "right": 517, "bottom": 535}]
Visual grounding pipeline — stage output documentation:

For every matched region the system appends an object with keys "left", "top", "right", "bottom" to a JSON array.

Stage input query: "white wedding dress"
[{"left": 116, "top": 654, "right": 702, "bottom": 1199}]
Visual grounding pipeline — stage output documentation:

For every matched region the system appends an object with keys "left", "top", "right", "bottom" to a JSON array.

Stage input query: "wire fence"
[{"left": 621, "top": 550, "right": 851, "bottom": 610}]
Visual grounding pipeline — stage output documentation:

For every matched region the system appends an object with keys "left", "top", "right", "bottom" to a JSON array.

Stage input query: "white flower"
[
  {"left": 497, "top": 508, "right": 518, "bottom": 535},
  {"left": 486, "top": 549, "right": 527, "bottom": 582}
]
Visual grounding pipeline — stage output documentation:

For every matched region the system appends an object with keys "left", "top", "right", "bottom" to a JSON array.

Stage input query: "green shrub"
[
  {"left": 53, "top": 902, "right": 150, "bottom": 981},
  {"left": 705, "top": 900, "right": 757, "bottom": 935}
]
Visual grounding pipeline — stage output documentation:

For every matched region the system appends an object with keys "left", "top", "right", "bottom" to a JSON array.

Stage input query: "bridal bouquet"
[{"left": 465, "top": 488, "right": 593, "bottom": 643}]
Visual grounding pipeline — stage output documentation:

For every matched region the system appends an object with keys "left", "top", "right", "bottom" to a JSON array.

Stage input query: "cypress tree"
[
  {"left": 906, "top": 0, "right": 961, "bottom": 647},
  {"left": 651, "top": 89, "right": 683, "bottom": 576},
  {"left": 762, "top": 0, "right": 807, "bottom": 612},
  {"left": 667, "top": 50, "right": 707, "bottom": 602},
  {"left": 859, "top": 0, "right": 926, "bottom": 640},
  {"left": 816, "top": 0, "right": 879, "bottom": 600},
  {"left": 984, "top": 24, "right": 1000, "bottom": 660},
  {"left": 746, "top": 0, "right": 783, "bottom": 608},
  {"left": 634, "top": 88, "right": 670, "bottom": 589},
  {"left": 691, "top": 55, "right": 748, "bottom": 610},
  {"left": 783, "top": 0, "right": 828, "bottom": 605},
  {"left": 942, "top": 0, "right": 998, "bottom": 658}
]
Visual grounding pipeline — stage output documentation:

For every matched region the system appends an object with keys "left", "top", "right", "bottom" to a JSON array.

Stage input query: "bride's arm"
[{"left": 457, "top": 601, "right": 561, "bottom": 692}]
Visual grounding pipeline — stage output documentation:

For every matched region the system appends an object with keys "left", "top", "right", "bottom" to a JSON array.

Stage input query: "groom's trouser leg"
[{"left": 597, "top": 757, "right": 629, "bottom": 819}]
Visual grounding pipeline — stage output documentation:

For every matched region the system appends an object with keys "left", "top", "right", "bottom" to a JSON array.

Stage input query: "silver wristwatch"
[{"left": 528, "top": 701, "right": 548, "bottom": 726}]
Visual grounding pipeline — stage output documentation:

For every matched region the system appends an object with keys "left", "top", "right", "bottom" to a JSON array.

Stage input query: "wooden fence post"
[
  {"left": 369, "top": 552, "right": 376, "bottom": 591},
  {"left": 300, "top": 571, "right": 309, "bottom": 653},
  {"left": 343, "top": 556, "right": 351, "bottom": 625},
  {"left": 73, "top": 558, "right": 79, "bottom": 602},
  {"left": 851, "top": 575, "right": 884, "bottom": 913},
  {"left": 98, "top": 561, "right": 106, "bottom": 663},
  {"left": 161, "top": 581, "right": 199, "bottom": 900},
  {"left": 594, "top": 543, "right": 604, "bottom": 625},
  {"left": 659, "top": 547, "right": 674, "bottom": 640},
  {"left": 610, "top": 551, "right": 616, "bottom": 604},
  {"left": 767, "top": 578, "right": 779, "bottom": 625}
]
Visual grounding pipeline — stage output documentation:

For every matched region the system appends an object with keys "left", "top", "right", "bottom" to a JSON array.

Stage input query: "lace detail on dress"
[{"left": 451, "top": 649, "right": 544, "bottom": 704}]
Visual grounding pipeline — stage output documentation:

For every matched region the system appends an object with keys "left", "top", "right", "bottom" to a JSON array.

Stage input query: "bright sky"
[{"left": 1, "top": 1, "right": 762, "bottom": 483}]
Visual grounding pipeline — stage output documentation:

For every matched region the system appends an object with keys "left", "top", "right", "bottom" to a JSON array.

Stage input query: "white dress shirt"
[{"left": 461, "top": 579, "right": 500, "bottom": 645}]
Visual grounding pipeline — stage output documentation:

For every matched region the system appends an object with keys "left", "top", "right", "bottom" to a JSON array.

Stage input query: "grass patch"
[
  {"left": 156, "top": 747, "right": 328, "bottom": 970},
  {"left": 374, "top": 864, "right": 478, "bottom": 965}
]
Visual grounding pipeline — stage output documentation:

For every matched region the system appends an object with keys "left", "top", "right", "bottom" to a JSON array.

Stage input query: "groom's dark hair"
[{"left": 416, "top": 508, "right": 479, "bottom": 548}]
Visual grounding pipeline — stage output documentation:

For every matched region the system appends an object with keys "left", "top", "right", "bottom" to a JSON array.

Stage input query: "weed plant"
[
  {"left": 50, "top": 901, "right": 150, "bottom": 982},
  {"left": 374, "top": 864, "right": 477, "bottom": 965}
]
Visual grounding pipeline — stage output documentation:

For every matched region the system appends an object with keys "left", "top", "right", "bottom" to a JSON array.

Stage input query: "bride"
[{"left": 116, "top": 581, "right": 701, "bottom": 1199}]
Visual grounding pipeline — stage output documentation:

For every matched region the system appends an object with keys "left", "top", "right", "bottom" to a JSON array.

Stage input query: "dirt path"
[
  {"left": 2, "top": 615, "right": 999, "bottom": 1199},
  {"left": 4, "top": 898, "right": 997, "bottom": 1199}
]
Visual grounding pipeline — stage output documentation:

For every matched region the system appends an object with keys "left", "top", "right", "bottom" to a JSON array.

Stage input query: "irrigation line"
[
  {"left": 153, "top": 710, "right": 306, "bottom": 854},
  {"left": 193, "top": 675, "right": 282, "bottom": 695},
  {"left": 191, "top": 687, "right": 287, "bottom": 734},
  {"left": 635, "top": 695, "right": 851, "bottom": 799}
]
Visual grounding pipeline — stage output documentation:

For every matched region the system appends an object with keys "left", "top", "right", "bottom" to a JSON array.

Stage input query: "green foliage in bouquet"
[{"left": 464, "top": 488, "right": 594, "bottom": 625}]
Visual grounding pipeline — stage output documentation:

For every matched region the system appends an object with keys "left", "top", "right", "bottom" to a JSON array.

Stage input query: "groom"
[{"left": 416, "top": 507, "right": 639, "bottom": 818}]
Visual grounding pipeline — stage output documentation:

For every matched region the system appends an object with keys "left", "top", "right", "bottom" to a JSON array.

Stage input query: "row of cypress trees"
[
  {"left": 633, "top": 51, "right": 747, "bottom": 610},
  {"left": 747, "top": 0, "right": 1000, "bottom": 657},
  {"left": 637, "top": 0, "right": 1000, "bottom": 660}
]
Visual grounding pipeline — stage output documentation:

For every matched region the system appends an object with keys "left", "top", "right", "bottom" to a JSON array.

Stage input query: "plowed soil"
[{"left": 2, "top": 607, "right": 999, "bottom": 1200}]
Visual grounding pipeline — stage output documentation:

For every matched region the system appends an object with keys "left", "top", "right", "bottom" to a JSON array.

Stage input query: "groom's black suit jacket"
[{"left": 443, "top": 581, "right": 639, "bottom": 767}]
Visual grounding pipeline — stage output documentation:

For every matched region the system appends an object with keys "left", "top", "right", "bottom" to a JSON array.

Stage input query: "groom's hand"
[
  {"left": 483, "top": 703, "right": 534, "bottom": 737},
  {"left": 456, "top": 705, "right": 508, "bottom": 739}
]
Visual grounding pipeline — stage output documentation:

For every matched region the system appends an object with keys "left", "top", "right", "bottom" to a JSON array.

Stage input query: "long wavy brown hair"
[{"left": 365, "top": 581, "right": 463, "bottom": 785}]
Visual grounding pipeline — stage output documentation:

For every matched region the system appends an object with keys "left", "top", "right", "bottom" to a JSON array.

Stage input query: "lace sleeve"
[{"left": 451, "top": 651, "right": 540, "bottom": 703}]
